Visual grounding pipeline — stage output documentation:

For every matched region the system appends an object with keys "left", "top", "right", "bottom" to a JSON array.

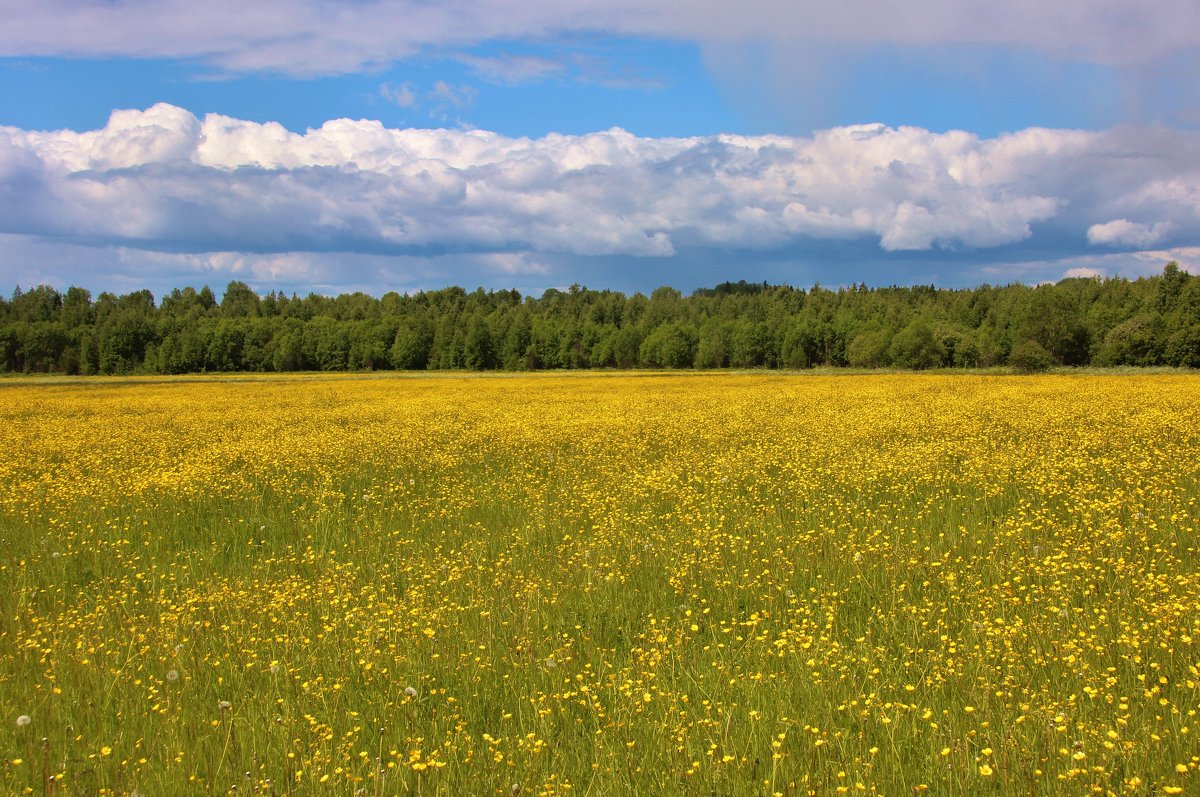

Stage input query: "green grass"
[{"left": 1, "top": 372, "right": 1198, "bottom": 795}]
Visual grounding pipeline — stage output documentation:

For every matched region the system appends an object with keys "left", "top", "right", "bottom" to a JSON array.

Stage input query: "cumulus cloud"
[
  {"left": 1087, "top": 218, "right": 1174, "bottom": 247},
  {"left": 1, "top": 1, "right": 1197, "bottom": 76},
  {"left": 1, "top": 105, "right": 1200, "bottom": 278},
  {"left": 1064, "top": 266, "right": 1106, "bottom": 279}
]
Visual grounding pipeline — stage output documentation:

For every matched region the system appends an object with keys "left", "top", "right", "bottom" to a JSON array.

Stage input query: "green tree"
[
  {"left": 98, "top": 313, "right": 155, "bottom": 373},
  {"left": 220, "top": 281, "right": 261, "bottom": 318},
  {"left": 207, "top": 319, "right": 247, "bottom": 371},
  {"left": 729, "top": 320, "right": 775, "bottom": 368},
  {"left": 463, "top": 313, "right": 499, "bottom": 370},
  {"left": 639, "top": 322, "right": 695, "bottom": 368},
  {"left": 695, "top": 319, "right": 731, "bottom": 369},
  {"left": 347, "top": 320, "right": 396, "bottom": 370},
  {"left": 272, "top": 321, "right": 306, "bottom": 371},
  {"left": 21, "top": 321, "right": 70, "bottom": 372},
  {"left": 62, "top": 287, "right": 94, "bottom": 328},
  {"left": 157, "top": 327, "right": 208, "bottom": 374},
  {"left": 1164, "top": 325, "right": 1200, "bottom": 367},
  {"left": 77, "top": 328, "right": 101, "bottom": 375},
  {"left": 305, "top": 317, "right": 351, "bottom": 371},
  {"left": 390, "top": 318, "right": 434, "bottom": 370},
  {"left": 10, "top": 285, "right": 62, "bottom": 323},
  {"left": 846, "top": 329, "right": 892, "bottom": 368},
  {"left": 241, "top": 318, "right": 279, "bottom": 371},
  {"left": 1097, "top": 315, "right": 1162, "bottom": 366},
  {"left": 1009, "top": 339, "right": 1054, "bottom": 373},
  {"left": 889, "top": 319, "right": 946, "bottom": 370},
  {"left": 524, "top": 318, "right": 563, "bottom": 369},
  {"left": 779, "top": 320, "right": 818, "bottom": 369},
  {"left": 609, "top": 326, "right": 643, "bottom": 369},
  {"left": 501, "top": 312, "right": 533, "bottom": 370},
  {"left": 1156, "top": 261, "right": 1188, "bottom": 315},
  {"left": 1012, "top": 285, "right": 1090, "bottom": 365}
]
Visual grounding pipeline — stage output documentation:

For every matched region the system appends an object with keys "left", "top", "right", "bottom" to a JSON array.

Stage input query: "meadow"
[{"left": 1, "top": 372, "right": 1198, "bottom": 795}]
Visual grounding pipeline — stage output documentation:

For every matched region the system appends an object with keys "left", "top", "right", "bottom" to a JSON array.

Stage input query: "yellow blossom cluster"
[{"left": 1, "top": 372, "right": 1198, "bottom": 794}]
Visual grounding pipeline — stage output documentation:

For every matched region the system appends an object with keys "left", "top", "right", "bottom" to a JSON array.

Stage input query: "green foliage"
[
  {"left": 0, "top": 324, "right": 19, "bottom": 372},
  {"left": 272, "top": 323, "right": 305, "bottom": 372},
  {"left": 1164, "top": 325, "right": 1200, "bottom": 368},
  {"left": 21, "top": 321, "right": 70, "bottom": 373},
  {"left": 500, "top": 312, "right": 532, "bottom": 370},
  {"left": 3, "top": 263, "right": 1198, "bottom": 375},
  {"left": 463, "top": 313, "right": 498, "bottom": 370},
  {"left": 206, "top": 320, "right": 246, "bottom": 371},
  {"left": 1013, "top": 285, "right": 1090, "bottom": 365},
  {"left": 1098, "top": 315, "right": 1163, "bottom": 366},
  {"left": 846, "top": 329, "right": 892, "bottom": 368},
  {"left": 779, "top": 321, "right": 817, "bottom": 369},
  {"left": 62, "top": 287, "right": 93, "bottom": 328},
  {"left": 10, "top": 284, "right": 62, "bottom": 323},
  {"left": 157, "top": 328, "right": 207, "bottom": 374},
  {"left": 729, "top": 320, "right": 775, "bottom": 368},
  {"left": 220, "top": 281, "right": 261, "bottom": 318},
  {"left": 390, "top": 318, "right": 434, "bottom": 371},
  {"left": 98, "top": 312, "right": 154, "bottom": 374},
  {"left": 695, "top": 319, "right": 730, "bottom": 368},
  {"left": 639, "top": 322, "right": 696, "bottom": 368},
  {"left": 889, "top": 319, "right": 946, "bottom": 370},
  {"left": 1009, "top": 339, "right": 1055, "bottom": 373}
]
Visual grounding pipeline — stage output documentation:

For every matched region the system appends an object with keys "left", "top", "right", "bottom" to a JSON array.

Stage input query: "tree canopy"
[{"left": 2, "top": 265, "right": 1198, "bottom": 374}]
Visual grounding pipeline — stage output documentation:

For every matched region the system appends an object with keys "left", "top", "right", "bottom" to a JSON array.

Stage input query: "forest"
[{"left": 1, "top": 262, "right": 1197, "bottom": 374}]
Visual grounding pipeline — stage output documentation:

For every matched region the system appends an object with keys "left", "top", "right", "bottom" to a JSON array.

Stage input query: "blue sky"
[
  {"left": 0, "top": 38, "right": 1160, "bottom": 139},
  {"left": 1, "top": 0, "right": 1199, "bottom": 297},
  {"left": 0, "top": 38, "right": 740, "bottom": 139}
]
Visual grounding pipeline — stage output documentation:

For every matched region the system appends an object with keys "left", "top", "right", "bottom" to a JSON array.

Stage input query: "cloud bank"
[
  {"left": 1087, "top": 218, "right": 1174, "bottom": 247},
  {"left": 2, "top": 1, "right": 1197, "bottom": 76},
  {"left": 2, "top": 105, "right": 1198, "bottom": 276}
]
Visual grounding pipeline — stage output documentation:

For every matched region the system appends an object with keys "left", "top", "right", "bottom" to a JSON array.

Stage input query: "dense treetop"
[{"left": 2, "top": 263, "right": 1198, "bottom": 374}]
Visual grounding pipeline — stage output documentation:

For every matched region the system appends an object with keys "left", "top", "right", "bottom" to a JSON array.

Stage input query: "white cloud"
[
  {"left": 481, "top": 252, "right": 551, "bottom": 275},
  {"left": 380, "top": 81, "right": 484, "bottom": 124},
  {"left": 2, "top": 105, "right": 1200, "bottom": 274},
  {"left": 1087, "top": 218, "right": 1173, "bottom": 247},
  {"left": 0, "top": 232, "right": 560, "bottom": 297},
  {"left": 380, "top": 83, "right": 418, "bottom": 109},
  {"left": 424, "top": 83, "right": 478, "bottom": 124},
  {"left": 1, "top": 1, "right": 1197, "bottom": 76},
  {"left": 456, "top": 54, "right": 568, "bottom": 85}
]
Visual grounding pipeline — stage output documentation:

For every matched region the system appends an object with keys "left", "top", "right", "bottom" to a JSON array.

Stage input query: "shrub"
[{"left": 1009, "top": 339, "right": 1054, "bottom": 373}]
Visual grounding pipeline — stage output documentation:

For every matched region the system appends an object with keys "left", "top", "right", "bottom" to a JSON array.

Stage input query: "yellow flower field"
[{"left": 1, "top": 373, "right": 1198, "bottom": 795}]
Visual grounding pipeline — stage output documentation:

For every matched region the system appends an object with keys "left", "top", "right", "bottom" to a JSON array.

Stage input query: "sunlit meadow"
[{"left": 1, "top": 373, "right": 1199, "bottom": 795}]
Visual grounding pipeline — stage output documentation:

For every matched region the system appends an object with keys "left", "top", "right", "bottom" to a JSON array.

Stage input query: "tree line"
[{"left": 1, "top": 263, "right": 1198, "bottom": 375}]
